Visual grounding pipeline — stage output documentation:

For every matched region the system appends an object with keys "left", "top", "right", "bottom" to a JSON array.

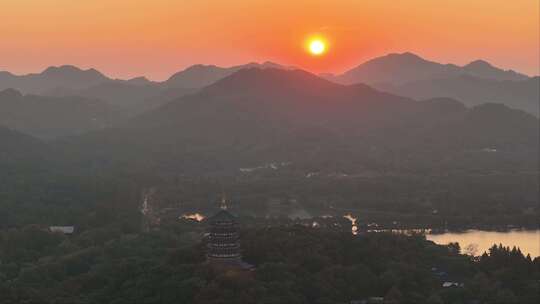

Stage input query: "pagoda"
[{"left": 206, "top": 196, "right": 242, "bottom": 265}]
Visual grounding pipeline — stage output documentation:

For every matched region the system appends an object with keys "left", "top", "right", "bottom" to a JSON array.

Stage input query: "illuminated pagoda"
[{"left": 206, "top": 196, "right": 242, "bottom": 265}]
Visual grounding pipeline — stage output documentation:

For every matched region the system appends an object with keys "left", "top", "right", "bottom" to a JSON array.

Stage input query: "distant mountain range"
[
  {"left": 376, "top": 75, "right": 539, "bottom": 116},
  {"left": 324, "top": 52, "right": 538, "bottom": 115},
  {"left": 0, "top": 61, "right": 290, "bottom": 94},
  {"left": 0, "top": 65, "right": 111, "bottom": 94},
  {"left": 1, "top": 53, "right": 536, "bottom": 117},
  {"left": 163, "top": 61, "right": 291, "bottom": 89},
  {"left": 0, "top": 62, "right": 290, "bottom": 119},
  {"left": 47, "top": 82, "right": 197, "bottom": 117},
  {"left": 328, "top": 52, "right": 529, "bottom": 85},
  {"left": 59, "top": 68, "right": 538, "bottom": 175},
  {"left": 0, "top": 53, "right": 537, "bottom": 144},
  {"left": 0, "top": 88, "right": 123, "bottom": 139}
]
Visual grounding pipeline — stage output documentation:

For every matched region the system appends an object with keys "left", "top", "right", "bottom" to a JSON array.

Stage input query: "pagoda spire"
[{"left": 220, "top": 190, "right": 228, "bottom": 210}]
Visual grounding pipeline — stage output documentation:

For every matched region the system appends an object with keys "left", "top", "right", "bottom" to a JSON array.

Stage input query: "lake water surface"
[{"left": 426, "top": 229, "right": 540, "bottom": 257}]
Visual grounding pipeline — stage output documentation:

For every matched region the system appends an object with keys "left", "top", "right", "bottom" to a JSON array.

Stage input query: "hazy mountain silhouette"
[
  {"left": 377, "top": 75, "right": 539, "bottom": 116},
  {"left": 61, "top": 68, "right": 538, "bottom": 174},
  {"left": 0, "top": 65, "right": 112, "bottom": 94},
  {"left": 329, "top": 52, "right": 458, "bottom": 85},
  {"left": 0, "top": 124, "right": 48, "bottom": 163},
  {"left": 0, "top": 63, "right": 290, "bottom": 117},
  {"left": 163, "top": 61, "right": 291, "bottom": 89},
  {"left": 330, "top": 52, "right": 529, "bottom": 85},
  {"left": 0, "top": 88, "right": 124, "bottom": 139},
  {"left": 126, "top": 76, "right": 154, "bottom": 86},
  {"left": 0, "top": 62, "right": 291, "bottom": 95},
  {"left": 40, "top": 65, "right": 108, "bottom": 83},
  {"left": 325, "top": 52, "right": 536, "bottom": 115},
  {"left": 48, "top": 82, "right": 196, "bottom": 116},
  {"left": 58, "top": 82, "right": 162, "bottom": 106},
  {"left": 1, "top": 56, "right": 536, "bottom": 125},
  {"left": 462, "top": 60, "right": 528, "bottom": 81}
]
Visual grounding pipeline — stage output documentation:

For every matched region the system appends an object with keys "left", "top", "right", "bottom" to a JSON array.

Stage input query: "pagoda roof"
[{"left": 209, "top": 210, "right": 236, "bottom": 222}]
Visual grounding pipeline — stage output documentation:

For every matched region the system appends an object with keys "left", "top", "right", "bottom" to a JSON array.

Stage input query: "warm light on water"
[
  {"left": 343, "top": 214, "right": 358, "bottom": 235},
  {"left": 427, "top": 229, "right": 540, "bottom": 257}
]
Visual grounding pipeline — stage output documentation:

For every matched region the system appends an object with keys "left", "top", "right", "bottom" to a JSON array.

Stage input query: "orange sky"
[{"left": 1, "top": 0, "right": 538, "bottom": 80}]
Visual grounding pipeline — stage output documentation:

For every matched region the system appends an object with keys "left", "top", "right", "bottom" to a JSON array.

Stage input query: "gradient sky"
[{"left": 1, "top": 0, "right": 538, "bottom": 80}]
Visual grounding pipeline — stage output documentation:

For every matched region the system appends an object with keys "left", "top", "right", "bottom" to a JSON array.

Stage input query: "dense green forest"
[
  {"left": 1, "top": 165, "right": 537, "bottom": 230},
  {"left": 1, "top": 218, "right": 538, "bottom": 304}
]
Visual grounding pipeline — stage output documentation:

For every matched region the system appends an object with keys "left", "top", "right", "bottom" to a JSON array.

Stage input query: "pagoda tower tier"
[{"left": 207, "top": 210, "right": 242, "bottom": 264}]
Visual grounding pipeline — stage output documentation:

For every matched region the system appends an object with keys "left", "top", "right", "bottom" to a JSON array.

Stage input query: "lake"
[{"left": 426, "top": 229, "right": 540, "bottom": 257}]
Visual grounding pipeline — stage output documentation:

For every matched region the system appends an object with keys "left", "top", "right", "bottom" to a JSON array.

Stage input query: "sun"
[{"left": 308, "top": 39, "right": 327, "bottom": 56}]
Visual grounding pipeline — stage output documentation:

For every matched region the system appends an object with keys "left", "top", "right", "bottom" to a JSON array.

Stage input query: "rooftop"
[{"left": 209, "top": 210, "right": 236, "bottom": 222}]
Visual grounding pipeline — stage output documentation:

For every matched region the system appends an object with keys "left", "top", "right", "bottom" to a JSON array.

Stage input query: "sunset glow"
[{"left": 0, "top": 0, "right": 538, "bottom": 79}]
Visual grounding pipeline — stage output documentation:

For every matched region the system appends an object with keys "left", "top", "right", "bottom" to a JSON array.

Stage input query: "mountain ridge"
[
  {"left": 323, "top": 52, "right": 536, "bottom": 115},
  {"left": 163, "top": 61, "right": 292, "bottom": 89},
  {"left": 329, "top": 52, "right": 529, "bottom": 85},
  {"left": 60, "top": 68, "right": 538, "bottom": 175},
  {"left": 1, "top": 54, "right": 536, "bottom": 117}
]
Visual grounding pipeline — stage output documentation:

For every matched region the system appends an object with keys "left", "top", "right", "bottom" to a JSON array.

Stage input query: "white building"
[{"left": 49, "top": 226, "right": 75, "bottom": 234}]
